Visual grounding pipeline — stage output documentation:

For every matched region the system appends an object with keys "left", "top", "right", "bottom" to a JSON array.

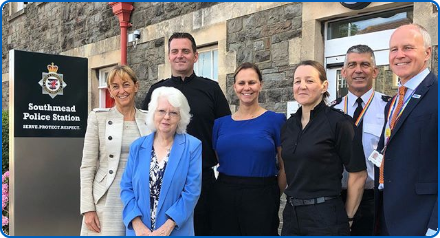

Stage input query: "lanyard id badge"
[{"left": 368, "top": 150, "right": 383, "bottom": 167}]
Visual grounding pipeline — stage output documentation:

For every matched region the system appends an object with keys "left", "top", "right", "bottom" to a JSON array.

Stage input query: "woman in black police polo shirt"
[{"left": 280, "top": 60, "right": 367, "bottom": 236}]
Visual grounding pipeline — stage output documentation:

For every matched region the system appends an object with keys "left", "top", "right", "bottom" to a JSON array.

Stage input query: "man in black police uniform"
[
  {"left": 142, "top": 32, "right": 231, "bottom": 236},
  {"left": 331, "top": 45, "right": 390, "bottom": 235}
]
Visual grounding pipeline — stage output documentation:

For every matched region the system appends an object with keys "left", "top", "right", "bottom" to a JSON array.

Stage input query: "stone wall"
[
  {"left": 130, "top": 2, "right": 218, "bottom": 30},
  {"left": 2, "top": 81, "right": 9, "bottom": 110},
  {"left": 375, "top": 66, "right": 397, "bottom": 97},
  {"left": 127, "top": 37, "right": 165, "bottom": 108},
  {"left": 2, "top": 2, "right": 119, "bottom": 74},
  {"left": 1, "top": 2, "right": 219, "bottom": 75},
  {"left": 226, "top": 3, "right": 302, "bottom": 113},
  {"left": 431, "top": 45, "right": 438, "bottom": 75}
]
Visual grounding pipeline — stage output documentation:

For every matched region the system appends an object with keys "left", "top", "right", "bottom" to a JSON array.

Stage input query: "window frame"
[
  {"left": 194, "top": 44, "right": 219, "bottom": 81},
  {"left": 98, "top": 67, "right": 113, "bottom": 108},
  {"left": 326, "top": 6, "right": 413, "bottom": 41}
]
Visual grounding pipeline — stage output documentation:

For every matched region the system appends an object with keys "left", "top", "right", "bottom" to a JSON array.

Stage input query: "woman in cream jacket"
[{"left": 80, "top": 65, "right": 150, "bottom": 236}]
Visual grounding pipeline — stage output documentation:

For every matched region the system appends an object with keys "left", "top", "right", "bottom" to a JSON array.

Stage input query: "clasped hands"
[{"left": 133, "top": 217, "right": 176, "bottom": 236}]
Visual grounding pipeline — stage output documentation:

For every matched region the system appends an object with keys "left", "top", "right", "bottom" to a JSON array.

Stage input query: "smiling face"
[
  {"left": 168, "top": 38, "right": 199, "bottom": 78},
  {"left": 234, "top": 68, "right": 262, "bottom": 105},
  {"left": 154, "top": 96, "right": 180, "bottom": 135},
  {"left": 108, "top": 75, "right": 138, "bottom": 109},
  {"left": 389, "top": 25, "right": 431, "bottom": 85},
  {"left": 293, "top": 65, "right": 328, "bottom": 108},
  {"left": 342, "top": 52, "right": 378, "bottom": 96}
]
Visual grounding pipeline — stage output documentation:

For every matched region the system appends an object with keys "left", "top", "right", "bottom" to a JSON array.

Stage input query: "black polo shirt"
[
  {"left": 142, "top": 72, "right": 231, "bottom": 170},
  {"left": 281, "top": 101, "right": 366, "bottom": 199}
]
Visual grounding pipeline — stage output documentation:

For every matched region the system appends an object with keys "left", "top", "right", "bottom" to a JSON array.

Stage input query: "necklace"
[{"left": 154, "top": 139, "right": 173, "bottom": 151}]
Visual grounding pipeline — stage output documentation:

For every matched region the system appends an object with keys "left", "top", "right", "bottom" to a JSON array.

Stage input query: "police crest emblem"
[{"left": 38, "top": 62, "right": 67, "bottom": 99}]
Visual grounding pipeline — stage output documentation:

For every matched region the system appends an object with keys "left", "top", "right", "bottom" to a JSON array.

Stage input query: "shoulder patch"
[
  {"left": 329, "top": 97, "right": 343, "bottom": 107},
  {"left": 93, "top": 108, "right": 110, "bottom": 112},
  {"left": 381, "top": 95, "right": 392, "bottom": 102}
]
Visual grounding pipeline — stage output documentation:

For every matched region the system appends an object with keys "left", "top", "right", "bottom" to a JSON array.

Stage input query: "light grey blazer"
[{"left": 80, "top": 107, "right": 150, "bottom": 214}]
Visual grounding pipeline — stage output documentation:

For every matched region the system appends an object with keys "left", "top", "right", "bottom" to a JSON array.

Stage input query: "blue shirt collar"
[{"left": 398, "top": 68, "right": 430, "bottom": 90}]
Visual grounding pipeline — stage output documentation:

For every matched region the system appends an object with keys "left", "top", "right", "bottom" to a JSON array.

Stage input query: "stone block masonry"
[{"left": 226, "top": 3, "right": 301, "bottom": 113}]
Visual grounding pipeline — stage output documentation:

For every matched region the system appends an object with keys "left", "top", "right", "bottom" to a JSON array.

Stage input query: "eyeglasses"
[{"left": 155, "top": 109, "right": 180, "bottom": 118}]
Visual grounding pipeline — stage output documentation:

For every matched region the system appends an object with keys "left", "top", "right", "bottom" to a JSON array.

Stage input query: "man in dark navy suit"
[{"left": 375, "top": 24, "right": 438, "bottom": 236}]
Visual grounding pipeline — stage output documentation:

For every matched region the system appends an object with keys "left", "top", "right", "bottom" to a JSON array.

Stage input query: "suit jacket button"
[
  {"left": 108, "top": 136, "right": 112, "bottom": 140},
  {"left": 108, "top": 121, "right": 113, "bottom": 125},
  {"left": 109, "top": 154, "right": 114, "bottom": 158},
  {"left": 109, "top": 170, "right": 113, "bottom": 174}
]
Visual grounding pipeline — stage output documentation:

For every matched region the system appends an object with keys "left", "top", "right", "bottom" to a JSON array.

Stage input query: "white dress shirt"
[{"left": 333, "top": 88, "right": 388, "bottom": 189}]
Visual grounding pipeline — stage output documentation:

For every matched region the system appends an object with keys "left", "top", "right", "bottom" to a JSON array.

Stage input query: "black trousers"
[
  {"left": 341, "top": 189, "right": 375, "bottom": 236},
  {"left": 210, "top": 173, "right": 280, "bottom": 236},
  {"left": 281, "top": 197, "right": 350, "bottom": 236},
  {"left": 194, "top": 168, "right": 216, "bottom": 236},
  {"left": 376, "top": 190, "right": 390, "bottom": 235}
]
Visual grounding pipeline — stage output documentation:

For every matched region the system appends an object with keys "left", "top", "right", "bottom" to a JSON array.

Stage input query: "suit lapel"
[
  {"left": 135, "top": 108, "right": 150, "bottom": 136},
  {"left": 139, "top": 133, "right": 154, "bottom": 227},
  {"left": 390, "top": 74, "right": 434, "bottom": 140},
  {"left": 105, "top": 107, "right": 123, "bottom": 188},
  {"left": 156, "top": 133, "right": 185, "bottom": 216}
]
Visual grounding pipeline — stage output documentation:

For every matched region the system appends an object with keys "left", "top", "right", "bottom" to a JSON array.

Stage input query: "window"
[
  {"left": 336, "top": 70, "right": 348, "bottom": 98},
  {"left": 98, "top": 67, "right": 114, "bottom": 108},
  {"left": 194, "top": 45, "right": 218, "bottom": 81},
  {"left": 327, "top": 7, "right": 413, "bottom": 40}
]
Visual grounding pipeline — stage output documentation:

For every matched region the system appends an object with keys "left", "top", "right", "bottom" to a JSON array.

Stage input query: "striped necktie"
[{"left": 379, "top": 86, "right": 407, "bottom": 185}]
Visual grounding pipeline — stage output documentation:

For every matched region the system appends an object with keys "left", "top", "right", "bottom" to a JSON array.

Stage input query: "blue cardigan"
[{"left": 120, "top": 132, "right": 202, "bottom": 236}]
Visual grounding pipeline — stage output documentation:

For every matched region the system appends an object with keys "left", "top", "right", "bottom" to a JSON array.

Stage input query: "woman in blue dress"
[{"left": 210, "top": 62, "right": 286, "bottom": 235}]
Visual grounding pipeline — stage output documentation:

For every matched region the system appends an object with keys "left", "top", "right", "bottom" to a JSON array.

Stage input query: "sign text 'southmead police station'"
[{"left": 13, "top": 50, "right": 87, "bottom": 137}]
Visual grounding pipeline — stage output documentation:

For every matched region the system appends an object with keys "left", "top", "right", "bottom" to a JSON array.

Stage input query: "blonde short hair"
[{"left": 107, "top": 65, "right": 138, "bottom": 87}]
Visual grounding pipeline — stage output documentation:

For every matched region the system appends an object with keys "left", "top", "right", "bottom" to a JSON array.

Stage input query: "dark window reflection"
[{"left": 327, "top": 7, "right": 413, "bottom": 40}]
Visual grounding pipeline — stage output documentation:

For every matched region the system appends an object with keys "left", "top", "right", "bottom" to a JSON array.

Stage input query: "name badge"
[{"left": 368, "top": 150, "right": 383, "bottom": 167}]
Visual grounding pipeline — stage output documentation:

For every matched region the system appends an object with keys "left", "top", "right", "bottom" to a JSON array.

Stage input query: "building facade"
[{"left": 2, "top": 2, "right": 438, "bottom": 114}]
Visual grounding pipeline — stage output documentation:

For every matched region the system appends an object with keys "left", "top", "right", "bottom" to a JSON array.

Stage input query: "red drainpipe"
[{"left": 109, "top": 2, "right": 134, "bottom": 65}]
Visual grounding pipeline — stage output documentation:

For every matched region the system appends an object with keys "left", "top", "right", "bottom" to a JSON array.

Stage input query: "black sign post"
[{"left": 9, "top": 50, "right": 88, "bottom": 235}]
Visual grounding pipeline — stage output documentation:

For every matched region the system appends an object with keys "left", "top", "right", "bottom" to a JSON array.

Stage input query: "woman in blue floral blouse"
[{"left": 120, "top": 86, "right": 202, "bottom": 236}]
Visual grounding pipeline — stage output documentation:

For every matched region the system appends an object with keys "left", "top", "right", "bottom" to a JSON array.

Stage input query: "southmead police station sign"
[
  {"left": 9, "top": 50, "right": 88, "bottom": 235},
  {"left": 12, "top": 50, "right": 87, "bottom": 137}
]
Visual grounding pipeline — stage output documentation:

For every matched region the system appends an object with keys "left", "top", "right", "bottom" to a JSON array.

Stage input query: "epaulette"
[
  {"left": 382, "top": 95, "right": 392, "bottom": 102},
  {"left": 93, "top": 108, "right": 110, "bottom": 112},
  {"left": 329, "top": 97, "right": 343, "bottom": 108}
]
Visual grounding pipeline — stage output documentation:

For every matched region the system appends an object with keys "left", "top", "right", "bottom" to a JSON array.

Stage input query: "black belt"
[{"left": 287, "top": 196, "right": 338, "bottom": 207}]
